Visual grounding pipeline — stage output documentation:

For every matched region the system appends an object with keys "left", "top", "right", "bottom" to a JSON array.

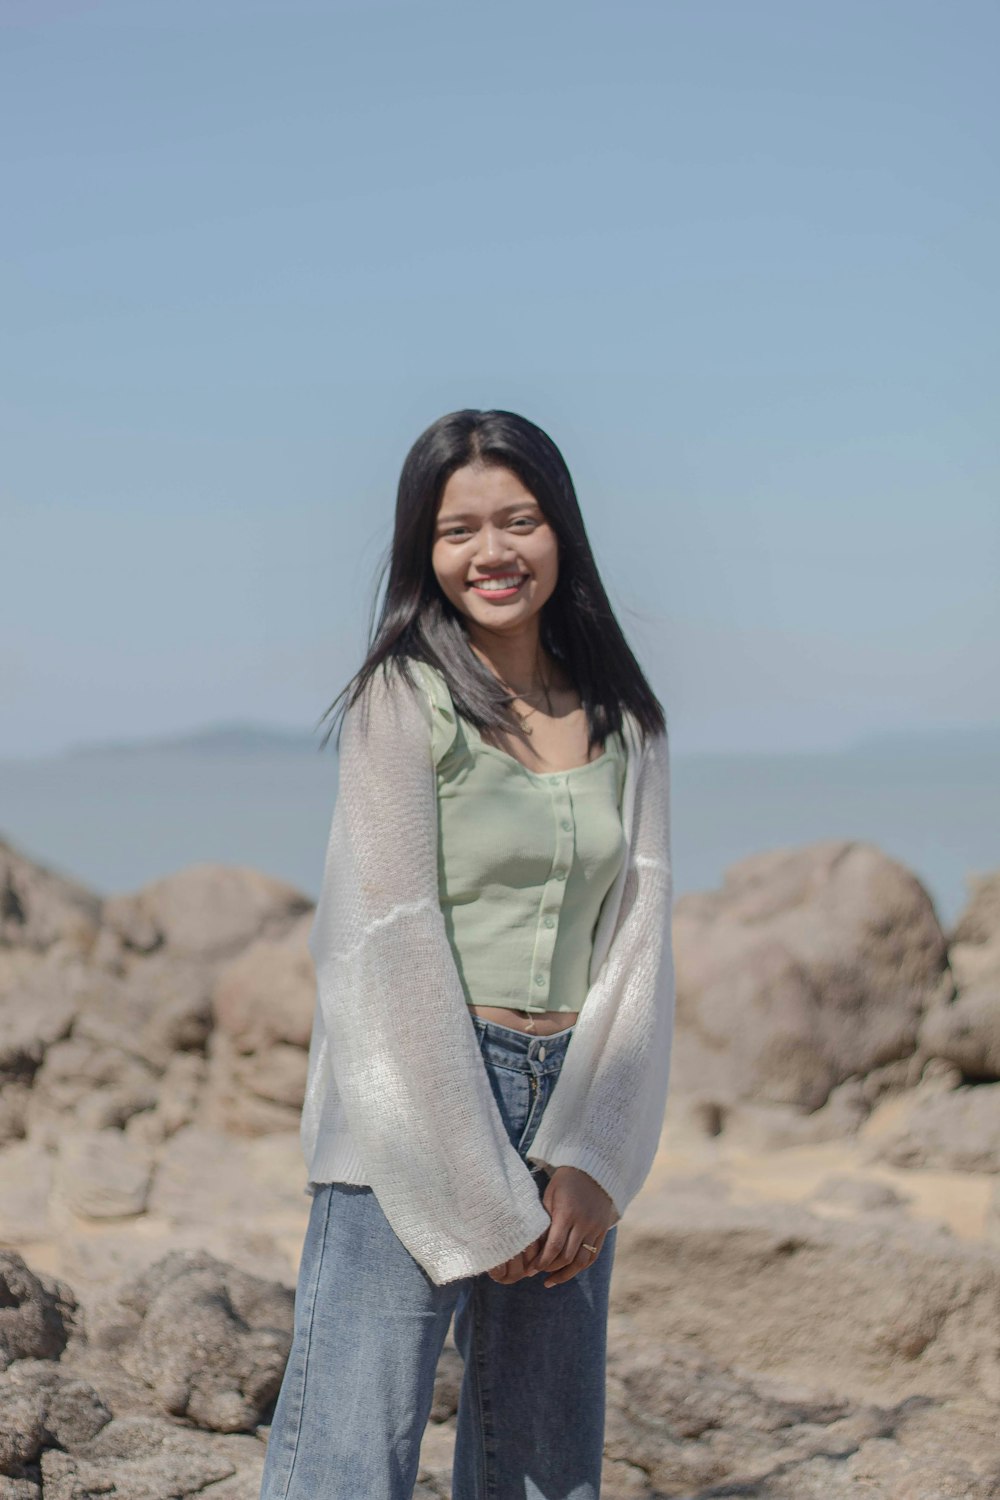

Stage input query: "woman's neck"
[{"left": 467, "top": 631, "right": 562, "bottom": 697}]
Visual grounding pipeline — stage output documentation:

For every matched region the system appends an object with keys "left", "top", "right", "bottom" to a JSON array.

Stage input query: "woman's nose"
[{"left": 476, "top": 526, "right": 515, "bottom": 562}]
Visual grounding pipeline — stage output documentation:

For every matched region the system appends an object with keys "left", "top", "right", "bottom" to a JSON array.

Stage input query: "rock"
[
  {"left": 0, "top": 1254, "right": 77, "bottom": 1371},
  {"left": 123, "top": 1052, "right": 208, "bottom": 1149},
  {"left": 606, "top": 1352, "right": 999, "bottom": 1497},
  {"left": 101, "top": 865, "right": 312, "bottom": 961},
  {"left": 24, "top": 1034, "right": 160, "bottom": 1147},
  {"left": 212, "top": 923, "right": 315, "bottom": 1054},
  {"left": 39, "top": 1414, "right": 237, "bottom": 1499},
  {"left": 616, "top": 1190, "right": 1000, "bottom": 1409},
  {"left": 0, "top": 959, "right": 78, "bottom": 1086},
  {"left": 918, "top": 871, "right": 1000, "bottom": 1081},
  {"left": 0, "top": 840, "right": 101, "bottom": 955},
  {"left": 0, "top": 1084, "right": 31, "bottom": 1150},
  {"left": 52, "top": 1130, "right": 153, "bottom": 1219},
  {"left": 0, "top": 1361, "right": 111, "bottom": 1471},
  {"left": 70, "top": 956, "right": 213, "bottom": 1075},
  {"left": 145, "top": 1124, "right": 254, "bottom": 1225},
  {"left": 0, "top": 1382, "right": 45, "bottom": 1475},
  {"left": 865, "top": 1082, "right": 1000, "bottom": 1173},
  {"left": 672, "top": 840, "right": 950, "bottom": 1111},
  {"left": 201, "top": 926, "right": 315, "bottom": 1130},
  {"left": 429, "top": 1343, "right": 463, "bottom": 1423},
  {"left": 0, "top": 1142, "right": 54, "bottom": 1243},
  {"left": 240, "top": 1044, "right": 309, "bottom": 1109},
  {"left": 200, "top": 1031, "right": 303, "bottom": 1136},
  {"left": 0, "top": 1475, "right": 41, "bottom": 1498},
  {"left": 116, "top": 1250, "right": 292, "bottom": 1431},
  {"left": 919, "top": 982, "right": 1000, "bottom": 1082},
  {"left": 604, "top": 1338, "right": 898, "bottom": 1496},
  {"left": 949, "top": 868, "right": 1000, "bottom": 954},
  {"left": 810, "top": 1175, "right": 911, "bottom": 1212},
  {"left": 987, "top": 1180, "right": 1000, "bottom": 1246},
  {"left": 0, "top": 953, "right": 79, "bottom": 1145}
]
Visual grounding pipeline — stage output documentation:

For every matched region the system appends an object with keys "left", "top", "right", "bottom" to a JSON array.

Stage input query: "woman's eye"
[{"left": 442, "top": 517, "right": 536, "bottom": 539}]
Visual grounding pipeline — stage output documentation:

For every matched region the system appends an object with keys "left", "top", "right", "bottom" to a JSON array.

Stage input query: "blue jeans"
[{"left": 259, "top": 1015, "right": 617, "bottom": 1500}]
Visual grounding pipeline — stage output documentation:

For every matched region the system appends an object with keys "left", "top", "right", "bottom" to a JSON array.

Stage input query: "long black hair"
[{"left": 315, "top": 408, "right": 666, "bottom": 754}]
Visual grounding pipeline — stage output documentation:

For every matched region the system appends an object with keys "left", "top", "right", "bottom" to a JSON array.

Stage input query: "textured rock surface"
[
  {"left": 116, "top": 1249, "right": 293, "bottom": 1431},
  {"left": 671, "top": 839, "right": 950, "bottom": 1111},
  {"left": 52, "top": 1130, "right": 154, "bottom": 1219},
  {"left": 39, "top": 1415, "right": 241, "bottom": 1499},
  {"left": 917, "top": 870, "right": 1000, "bottom": 1082},
  {"left": 0, "top": 839, "right": 102, "bottom": 955},
  {"left": 864, "top": 1080, "right": 1000, "bottom": 1173},
  {"left": 0, "top": 1361, "right": 111, "bottom": 1470},
  {"left": 101, "top": 864, "right": 312, "bottom": 960},
  {"left": 0, "top": 1255, "right": 78, "bottom": 1372}
]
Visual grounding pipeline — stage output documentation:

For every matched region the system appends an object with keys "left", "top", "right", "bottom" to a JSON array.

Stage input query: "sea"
[{"left": 1, "top": 725, "right": 997, "bottom": 934}]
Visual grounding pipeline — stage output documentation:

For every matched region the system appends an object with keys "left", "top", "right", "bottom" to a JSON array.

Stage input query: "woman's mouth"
[{"left": 468, "top": 574, "right": 528, "bottom": 600}]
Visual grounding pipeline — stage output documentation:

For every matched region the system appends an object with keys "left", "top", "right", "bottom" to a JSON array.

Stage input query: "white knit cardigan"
[{"left": 300, "top": 658, "right": 675, "bottom": 1286}]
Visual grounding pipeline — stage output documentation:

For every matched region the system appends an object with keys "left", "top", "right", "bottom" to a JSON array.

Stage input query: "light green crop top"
[{"left": 414, "top": 662, "right": 627, "bottom": 1015}]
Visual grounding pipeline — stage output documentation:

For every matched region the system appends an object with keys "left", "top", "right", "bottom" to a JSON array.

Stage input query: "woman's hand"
[
  {"left": 486, "top": 1229, "right": 548, "bottom": 1284},
  {"left": 485, "top": 1167, "right": 619, "bottom": 1287}
]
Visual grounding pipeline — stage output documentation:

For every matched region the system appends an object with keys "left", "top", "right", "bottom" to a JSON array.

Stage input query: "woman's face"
[{"left": 431, "top": 464, "right": 560, "bottom": 637}]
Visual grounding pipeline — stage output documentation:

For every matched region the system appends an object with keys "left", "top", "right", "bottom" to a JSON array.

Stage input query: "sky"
[{"left": 2, "top": 0, "right": 998, "bottom": 758}]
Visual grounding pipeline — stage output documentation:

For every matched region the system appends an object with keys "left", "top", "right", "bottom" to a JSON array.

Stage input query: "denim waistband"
[{"left": 470, "top": 1013, "right": 575, "bottom": 1076}]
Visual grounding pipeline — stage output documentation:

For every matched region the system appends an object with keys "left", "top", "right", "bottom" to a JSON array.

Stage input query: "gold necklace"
[
  {"left": 471, "top": 646, "right": 558, "bottom": 736},
  {"left": 504, "top": 674, "right": 555, "bottom": 736}
]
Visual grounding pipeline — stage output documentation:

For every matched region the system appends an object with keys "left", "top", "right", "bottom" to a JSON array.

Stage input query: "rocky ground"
[{"left": 1, "top": 834, "right": 999, "bottom": 1498}]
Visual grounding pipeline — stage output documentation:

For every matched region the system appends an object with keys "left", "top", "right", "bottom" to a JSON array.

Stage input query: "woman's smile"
[{"left": 467, "top": 573, "right": 528, "bottom": 599}]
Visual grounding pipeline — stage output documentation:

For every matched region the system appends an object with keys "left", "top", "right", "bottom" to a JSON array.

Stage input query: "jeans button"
[{"left": 538, "top": 1046, "right": 547, "bottom": 1061}]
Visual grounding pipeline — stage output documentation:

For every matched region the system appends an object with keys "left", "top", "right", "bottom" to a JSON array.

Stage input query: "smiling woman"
[{"left": 259, "top": 409, "right": 674, "bottom": 1500}]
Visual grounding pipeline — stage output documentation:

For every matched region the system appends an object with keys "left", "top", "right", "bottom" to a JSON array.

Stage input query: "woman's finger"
[{"left": 542, "top": 1234, "right": 603, "bottom": 1288}]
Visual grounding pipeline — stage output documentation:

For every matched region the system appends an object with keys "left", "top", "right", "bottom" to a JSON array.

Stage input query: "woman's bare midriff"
[{"left": 469, "top": 1004, "right": 579, "bottom": 1035}]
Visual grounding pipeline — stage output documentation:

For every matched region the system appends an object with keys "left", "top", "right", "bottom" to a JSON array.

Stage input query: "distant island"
[
  {"left": 43, "top": 718, "right": 1000, "bottom": 762},
  {"left": 63, "top": 722, "right": 323, "bottom": 758}
]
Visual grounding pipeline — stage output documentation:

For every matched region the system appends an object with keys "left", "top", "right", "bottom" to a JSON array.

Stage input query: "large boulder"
[
  {"left": 211, "top": 922, "right": 315, "bottom": 1054},
  {"left": 101, "top": 864, "right": 312, "bottom": 960},
  {"left": 0, "top": 839, "right": 101, "bottom": 955},
  {"left": 918, "top": 869, "right": 1000, "bottom": 1080},
  {"left": 69, "top": 954, "right": 214, "bottom": 1075},
  {"left": 52, "top": 1130, "right": 154, "bottom": 1220},
  {"left": 672, "top": 840, "right": 950, "bottom": 1112},
  {"left": 202, "top": 918, "right": 314, "bottom": 1135},
  {"left": 116, "top": 1249, "right": 292, "bottom": 1432}
]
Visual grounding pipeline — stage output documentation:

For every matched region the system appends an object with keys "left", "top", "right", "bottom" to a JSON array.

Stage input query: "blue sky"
[{"left": 3, "top": 0, "right": 997, "bottom": 757}]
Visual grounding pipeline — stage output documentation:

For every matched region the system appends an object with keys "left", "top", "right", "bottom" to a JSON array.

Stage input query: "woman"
[{"left": 258, "top": 409, "right": 674, "bottom": 1500}]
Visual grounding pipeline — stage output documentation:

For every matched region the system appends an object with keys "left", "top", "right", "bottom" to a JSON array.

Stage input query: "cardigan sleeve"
[
  {"left": 524, "top": 729, "right": 675, "bottom": 1217},
  {"left": 306, "top": 661, "right": 552, "bottom": 1286}
]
